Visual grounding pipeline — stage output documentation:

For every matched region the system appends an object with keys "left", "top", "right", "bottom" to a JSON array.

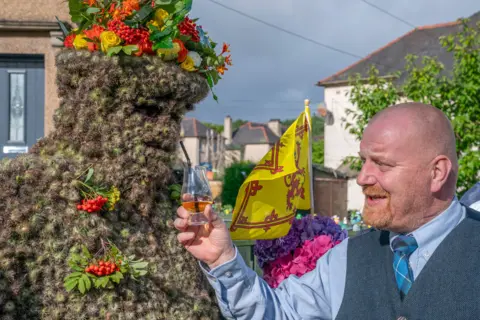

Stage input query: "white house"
[{"left": 316, "top": 11, "right": 479, "bottom": 211}]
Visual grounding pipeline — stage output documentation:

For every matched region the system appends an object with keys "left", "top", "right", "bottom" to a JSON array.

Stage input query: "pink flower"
[{"left": 262, "top": 234, "right": 337, "bottom": 288}]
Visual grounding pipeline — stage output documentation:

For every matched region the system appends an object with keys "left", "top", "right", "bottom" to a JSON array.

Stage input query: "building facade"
[{"left": 0, "top": 0, "right": 69, "bottom": 158}]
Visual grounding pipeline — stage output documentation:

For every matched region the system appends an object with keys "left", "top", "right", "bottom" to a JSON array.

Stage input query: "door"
[{"left": 0, "top": 54, "right": 45, "bottom": 159}]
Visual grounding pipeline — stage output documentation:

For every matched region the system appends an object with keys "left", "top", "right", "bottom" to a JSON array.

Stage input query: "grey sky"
[{"left": 187, "top": 0, "right": 479, "bottom": 124}]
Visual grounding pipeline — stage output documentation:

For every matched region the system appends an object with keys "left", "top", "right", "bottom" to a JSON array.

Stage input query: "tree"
[
  {"left": 312, "top": 139, "right": 324, "bottom": 165},
  {"left": 203, "top": 122, "right": 224, "bottom": 133},
  {"left": 344, "top": 19, "right": 480, "bottom": 195}
]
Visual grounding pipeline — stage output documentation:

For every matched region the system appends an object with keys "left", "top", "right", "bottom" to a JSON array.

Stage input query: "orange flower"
[
  {"left": 225, "top": 54, "right": 232, "bottom": 66},
  {"left": 84, "top": 25, "right": 105, "bottom": 40},
  {"left": 174, "top": 39, "right": 188, "bottom": 63},
  {"left": 84, "top": 0, "right": 96, "bottom": 6},
  {"left": 122, "top": 0, "right": 140, "bottom": 14},
  {"left": 217, "top": 65, "right": 228, "bottom": 75},
  {"left": 221, "top": 42, "right": 230, "bottom": 55}
]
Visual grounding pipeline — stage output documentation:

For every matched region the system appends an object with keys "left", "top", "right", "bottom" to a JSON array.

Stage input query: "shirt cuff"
[
  {"left": 198, "top": 246, "right": 254, "bottom": 318},
  {"left": 199, "top": 246, "right": 252, "bottom": 286}
]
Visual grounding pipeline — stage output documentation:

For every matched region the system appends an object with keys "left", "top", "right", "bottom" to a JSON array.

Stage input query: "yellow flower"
[
  {"left": 73, "top": 34, "right": 88, "bottom": 50},
  {"left": 156, "top": 42, "right": 181, "bottom": 61},
  {"left": 107, "top": 186, "right": 121, "bottom": 211},
  {"left": 180, "top": 56, "right": 196, "bottom": 72},
  {"left": 147, "top": 19, "right": 159, "bottom": 28},
  {"left": 155, "top": 8, "right": 169, "bottom": 26},
  {"left": 100, "top": 31, "right": 122, "bottom": 53}
]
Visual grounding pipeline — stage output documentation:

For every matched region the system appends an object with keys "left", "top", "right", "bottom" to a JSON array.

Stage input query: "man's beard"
[{"left": 362, "top": 185, "right": 393, "bottom": 230}]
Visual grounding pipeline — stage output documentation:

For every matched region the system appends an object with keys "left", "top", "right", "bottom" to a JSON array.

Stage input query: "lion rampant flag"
[{"left": 229, "top": 106, "right": 312, "bottom": 240}]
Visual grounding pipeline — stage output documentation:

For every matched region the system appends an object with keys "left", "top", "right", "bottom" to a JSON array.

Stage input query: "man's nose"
[{"left": 357, "top": 162, "right": 377, "bottom": 186}]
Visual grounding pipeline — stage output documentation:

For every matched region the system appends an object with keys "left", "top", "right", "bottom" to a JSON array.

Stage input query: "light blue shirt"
[{"left": 200, "top": 198, "right": 466, "bottom": 320}]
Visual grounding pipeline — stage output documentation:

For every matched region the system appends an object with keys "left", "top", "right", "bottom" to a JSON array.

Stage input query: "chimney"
[
  {"left": 223, "top": 115, "right": 232, "bottom": 145},
  {"left": 267, "top": 119, "right": 282, "bottom": 137}
]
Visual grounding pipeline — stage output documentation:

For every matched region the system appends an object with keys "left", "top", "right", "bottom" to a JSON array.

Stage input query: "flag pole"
[{"left": 304, "top": 99, "right": 315, "bottom": 216}]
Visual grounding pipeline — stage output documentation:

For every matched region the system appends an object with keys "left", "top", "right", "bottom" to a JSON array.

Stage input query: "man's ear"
[{"left": 430, "top": 155, "right": 452, "bottom": 193}]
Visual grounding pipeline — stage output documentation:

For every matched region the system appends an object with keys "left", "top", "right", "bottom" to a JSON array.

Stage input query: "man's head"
[{"left": 357, "top": 102, "right": 458, "bottom": 233}]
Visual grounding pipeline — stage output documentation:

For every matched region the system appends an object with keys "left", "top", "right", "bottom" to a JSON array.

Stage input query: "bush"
[{"left": 221, "top": 162, "right": 255, "bottom": 207}]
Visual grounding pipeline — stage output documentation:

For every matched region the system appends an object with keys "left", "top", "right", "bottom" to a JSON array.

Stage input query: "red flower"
[
  {"left": 64, "top": 34, "right": 75, "bottom": 48},
  {"left": 134, "top": 39, "right": 154, "bottom": 56},
  {"left": 178, "top": 16, "right": 200, "bottom": 42},
  {"left": 225, "top": 54, "right": 232, "bottom": 66},
  {"left": 174, "top": 39, "right": 188, "bottom": 62},
  {"left": 221, "top": 42, "right": 230, "bottom": 55}
]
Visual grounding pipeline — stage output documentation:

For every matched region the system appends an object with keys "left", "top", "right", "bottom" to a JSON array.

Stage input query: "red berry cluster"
[
  {"left": 107, "top": 19, "right": 150, "bottom": 45},
  {"left": 178, "top": 16, "right": 200, "bottom": 42},
  {"left": 85, "top": 260, "right": 120, "bottom": 276},
  {"left": 77, "top": 196, "right": 108, "bottom": 213}
]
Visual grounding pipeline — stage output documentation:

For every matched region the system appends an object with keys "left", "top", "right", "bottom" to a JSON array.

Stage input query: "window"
[{"left": 8, "top": 71, "right": 26, "bottom": 143}]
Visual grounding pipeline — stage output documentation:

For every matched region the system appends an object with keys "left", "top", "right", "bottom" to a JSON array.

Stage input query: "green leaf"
[
  {"left": 71, "top": 265, "right": 84, "bottom": 272},
  {"left": 185, "top": 0, "right": 193, "bottom": 11},
  {"left": 152, "top": 37, "right": 173, "bottom": 50},
  {"left": 81, "top": 245, "right": 92, "bottom": 259},
  {"left": 64, "top": 272, "right": 83, "bottom": 281},
  {"left": 55, "top": 17, "right": 70, "bottom": 36},
  {"left": 68, "top": 0, "right": 84, "bottom": 24},
  {"left": 110, "top": 271, "right": 124, "bottom": 284},
  {"left": 100, "top": 276, "right": 110, "bottom": 288},
  {"left": 78, "top": 278, "right": 86, "bottom": 294},
  {"left": 206, "top": 73, "right": 213, "bottom": 88},
  {"left": 136, "top": 270, "right": 148, "bottom": 276},
  {"left": 122, "top": 45, "right": 139, "bottom": 55},
  {"left": 156, "top": 0, "right": 173, "bottom": 4},
  {"left": 81, "top": 274, "right": 91, "bottom": 291},
  {"left": 84, "top": 168, "right": 94, "bottom": 183},
  {"left": 150, "top": 27, "right": 173, "bottom": 42},
  {"left": 86, "top": 7, "right": 101, "bottom": 14},
  {"left": 174, "top": 1, "right": 185, "bottom": 13},
  {"left": 64, "top": 278, "right": 79, "bottom": 292},
  {"left": 131, "top": 5, "right": 154, "bottom": 23},
  {"left": 131, "top": 261, "right": 149, "bottom": 269},
  {"left": 107, "top": 46, "right": 123, "bottom": 57}
]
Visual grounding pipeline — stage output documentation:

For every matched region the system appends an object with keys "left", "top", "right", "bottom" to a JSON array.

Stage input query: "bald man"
[{"left": 175, "top": 102, "right": 480, "bottom": 319}]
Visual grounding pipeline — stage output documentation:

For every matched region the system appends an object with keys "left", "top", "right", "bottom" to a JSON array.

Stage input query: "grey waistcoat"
[{"left": 335, "top": 206, "right": 480, "bottom": 320}]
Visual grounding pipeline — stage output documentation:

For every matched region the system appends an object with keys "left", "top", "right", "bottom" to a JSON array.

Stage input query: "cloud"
[{"left": 188, "top": 0, "right": 480, "bottom": 124}]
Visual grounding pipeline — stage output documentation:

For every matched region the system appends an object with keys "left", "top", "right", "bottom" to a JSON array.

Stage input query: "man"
[{"left": 175, "top": 102, "right": 480, "bottom": 319}]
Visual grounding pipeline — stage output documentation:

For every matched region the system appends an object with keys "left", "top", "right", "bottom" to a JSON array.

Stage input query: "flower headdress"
[{"left": 58, "top": 0, "right": 231, "bottom": 99}]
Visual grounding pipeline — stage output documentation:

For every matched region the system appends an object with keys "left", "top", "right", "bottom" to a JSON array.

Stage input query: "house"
[
  {"left": 178, "top": 117, "right": 225, "bottom": 167},
  {"left": 223, "top": 115, "right": 285, "bottom": 164},
  {"left": 316, "top": 11, "right": 480, "bottom": 211},
  {"left": 0, "top": 1, "right": 69, "bottom": 159}
]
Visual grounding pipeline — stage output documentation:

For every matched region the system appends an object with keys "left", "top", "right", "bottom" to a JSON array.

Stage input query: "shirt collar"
[{"left": 390, "top": 197, "right": 465, "bottom": 250}]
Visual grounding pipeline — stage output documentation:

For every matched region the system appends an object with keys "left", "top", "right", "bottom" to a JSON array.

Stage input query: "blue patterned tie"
[{"left": 392, "top": 235, "right": 418, "bottom": 297}]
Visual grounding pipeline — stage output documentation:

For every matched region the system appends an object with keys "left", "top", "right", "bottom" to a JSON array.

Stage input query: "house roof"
[
  {"left": 317, "top": 11, "right": 480, "bottom": 87},
  {"left": 232, "top": 122, "right": 280, "bottom": 145},
  {"left": 181, "top": 117, "right": 208, "bottom": 137}
]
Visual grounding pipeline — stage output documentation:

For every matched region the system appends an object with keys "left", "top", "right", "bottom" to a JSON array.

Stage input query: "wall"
[
  {"left": 224, "top": 149, "right": 241, "bottom": 167},
  {"left": 323, "top": 85, "right": 364, "bottom": 210},
  {"left": 244, "top": 144, "right": 272, "bottom": 163},
  {"left": 0, "top": 0, "right": 69, "bottom": 22},
  {"left": 179, "top": 137, "right": 200, "bottom": 166},
  {"left": 313, "top": 177, "right": 348, "bottom": 218},
  {"left": 323, "top": 85, "right": 360, "bottom": 170}
]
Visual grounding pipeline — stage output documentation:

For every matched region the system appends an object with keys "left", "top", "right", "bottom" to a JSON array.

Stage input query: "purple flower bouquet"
[{"left": 254, "top": 215, "right": 347, "bottom": 288}]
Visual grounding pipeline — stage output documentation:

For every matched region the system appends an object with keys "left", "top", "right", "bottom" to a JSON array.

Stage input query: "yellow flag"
[{"left": 229, "top": 108, "right": 312, "bottom": 240}]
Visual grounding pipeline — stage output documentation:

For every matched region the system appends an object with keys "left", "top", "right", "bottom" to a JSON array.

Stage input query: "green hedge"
[{"left": 221, "top": 161, "right": 255, "bottom": 207}]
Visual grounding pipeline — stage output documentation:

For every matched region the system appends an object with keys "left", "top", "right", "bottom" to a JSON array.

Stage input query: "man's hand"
[{"left": 175, "top": 204, "right": 235, "bottom": 269}]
